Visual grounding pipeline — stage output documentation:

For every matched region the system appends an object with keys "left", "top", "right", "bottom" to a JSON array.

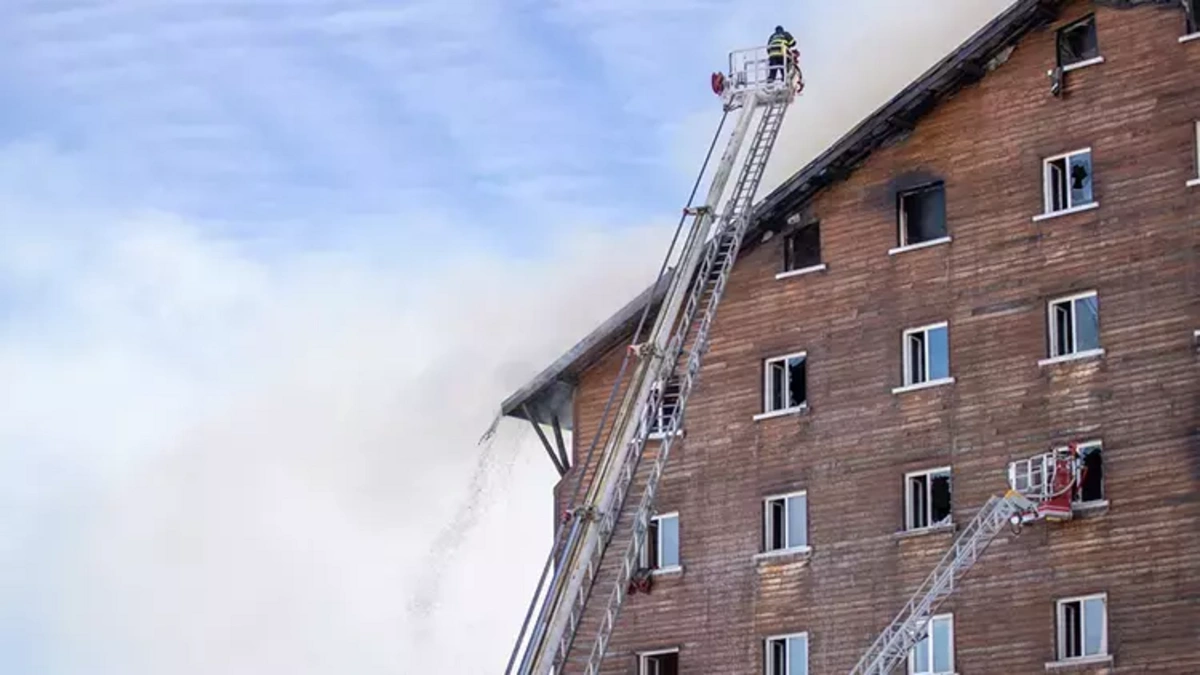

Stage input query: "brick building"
[{"left": 501, "top": 1, "right": 1200, "bottom": 672}]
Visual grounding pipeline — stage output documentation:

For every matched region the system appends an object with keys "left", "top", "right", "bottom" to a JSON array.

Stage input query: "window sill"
[
  {"left": 753, "top": 546, "right": 812, "bottom": 564},
  {"left": 650, "top": 565, "right": 683, "bottom": 577},
  {"left": 1179, "top": 32, "right": 1200, "bottom": 43},
  {"left": 1186, "top": 177, "right": 1200, "bottom": 188},
  {"left": 1038, "top": 348, "right": 1105, "bottom": 367},
  {"left": 1061, "top": 55, "right": 1105, "bottom": 72},
  {"left": 894, "top": 522, "right": 956, "bottom": 540},
  {"left": 775, "top": 263, "right": 827, "bottom": 280},
  {"left": 753, "top": 405, "right": 807, "bottom": 422},
  {"left": 1045, "top": 654, "right": 1113, "bottom": 671},
  {"left": 891, "top": 377, "right": 955, "bottom": 395},
  {"left": 1032, "top": 202, "right": 1099, "bottom": 222},
  {"left": 888, "top": 236, "right": 951, "bottom": 256}
]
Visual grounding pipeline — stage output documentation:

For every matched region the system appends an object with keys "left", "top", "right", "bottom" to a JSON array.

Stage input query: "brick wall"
[{"left": 559, "top": 2, "right": 1200, "bottom": 672}]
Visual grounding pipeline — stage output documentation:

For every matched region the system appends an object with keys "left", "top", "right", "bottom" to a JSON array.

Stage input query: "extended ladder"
[{"left": 506, "top": 47, "right": 801, "bottom": 675}]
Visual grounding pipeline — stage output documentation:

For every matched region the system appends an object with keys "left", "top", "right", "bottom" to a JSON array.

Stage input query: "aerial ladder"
[
  {"left": 504, "top": 45, "right": 803, "bottom": 675},
  {"left": 850, "top": 445, "right": 1088, "bottom": 674}
]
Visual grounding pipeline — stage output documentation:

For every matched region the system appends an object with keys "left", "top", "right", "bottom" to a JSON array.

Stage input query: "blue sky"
[{"left": 0, "top": 1, "right": 1013, "bottom": 673}]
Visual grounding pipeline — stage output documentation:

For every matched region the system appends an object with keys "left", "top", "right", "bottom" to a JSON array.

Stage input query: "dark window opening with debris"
[
  {"left": 897, "top": 182, "right": 946, "bottom": 247},
  {"left": 1057, "top": 15, "right": 1099, "bottom": 68},
  {"left": 1073, "top": 443, "right": 1104, "bottom": 504},
  {"left": 1043, "top": 149, "right": 1093, "bottom": 214},
  {"left": 764, "top": 353, "right": 807, "bottom": 413},
  {"left": 783, "top": 221, "right": 821, "bottom": 271},
  {"left": 640, "top": 651, "right": 679, "bottom": 675},
  {"left": 907, "top": 469, "right": 952, "bottom": 530}
]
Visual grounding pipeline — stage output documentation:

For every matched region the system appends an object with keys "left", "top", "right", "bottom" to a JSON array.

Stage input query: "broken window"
[
  {"left": 909, "top": 614, "right": 955, "bottom": 675},
  {"left": 902, "top": 323, "right": 950, "bottom": 387},
  {"left": 897, "top": 183, "right": 947, "bottom": 247},
  {"left": 763, "top": 492, "right": 808, "bottom": 552},
  {"left": 783, "top": 221, "right": 822, "bottom": 272},
  {"left": 639, "top": 650, "right": 679, "bottom": 675},
  {"left": 642, "top": 512, "right": 680, "bottom": 571},
  {"left": 906, "top": 468, "right": 952, "bottom": 531},
  {"left": 764, "top": 352, "right": 807, "bottom": 413},
  {"left": 1048, "top": 291, "right": 1100, "bottom": 358},
  {"left": 1057, "top": 15, "right": 1099, "bottom": 69},
  {"left": 1072, "top": 442, "right": 1105, "bottom": 505},
  {"left": 764, "top": 633, "right": 808, "bottom": 675},
  {"left": 1057, "top": 594, "right": 1108, "bottom": 661},
  {"left": 648, "top": 378, "right": 681, "bottom": 438},
  {"left": 1043, "top": 149, "right": 1094, "bottom": 214}
]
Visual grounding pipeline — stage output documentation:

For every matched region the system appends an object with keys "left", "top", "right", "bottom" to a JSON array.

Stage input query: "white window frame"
[
  {"left": 638, "top": 648, "right": 680, "bottom": 675},
  {"left": 1055, "top": 593, "right": 1109, "bottom": 662},
  {"left": 1041, "top": 291, "right": 1103, "bottom": 364},
  {"left": 757, "top": 351, "right": 807, "bottom": 420},
  {"left": 898, "top": 322, "right": 953, "bottom": 392},
  {"left": 762, "top": 491, "right": 809, "bottom": 553},
  {"left": 1036, "top": 148, "right": 1098, "bottom": 220},
  {"left": 1057, "top": 15, "right": 1104, "bottom": 72},
  {"left": 647, "top": 378, "right": 683, "bottom": 439},
  {"left": 1188, "top": 121, "right": 1200, "bottom": 187},
  {"left": 764, "top": 632, "right": 808, "bottom": 675},
  {"left": 640, "top": 512, "right": 682, "bottom": 573},
  {"left": 908, "top": 614, "right": 955, "bottom": 675},
  {"left": 904, "top": 467, "right": 952, "bottom": 531}
]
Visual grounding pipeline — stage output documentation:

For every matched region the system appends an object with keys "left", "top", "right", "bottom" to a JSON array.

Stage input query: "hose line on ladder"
[{"left": 503, "top": 107, "right": 731, "bottom": 675}]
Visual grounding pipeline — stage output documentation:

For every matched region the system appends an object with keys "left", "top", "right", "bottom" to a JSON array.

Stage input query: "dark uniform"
[{"left": 767, "top": 26, "right": 796, "bottom": 82}]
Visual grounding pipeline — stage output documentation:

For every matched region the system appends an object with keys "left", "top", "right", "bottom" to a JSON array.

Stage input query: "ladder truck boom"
[
  {"left": 505, "top": 47, "right": 802, "bottom": 675},
  {"left": 852, "top": 446, "right": 1086, "bottom": 674}
]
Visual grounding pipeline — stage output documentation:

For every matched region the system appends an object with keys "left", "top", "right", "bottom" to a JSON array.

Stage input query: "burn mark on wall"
[{"left": 867, "top": 169, "right": 946, "bottom": 216}]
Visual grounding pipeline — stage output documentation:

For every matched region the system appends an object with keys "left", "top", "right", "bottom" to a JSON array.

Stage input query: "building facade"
[{"left": 503, "top": 1, "right": 1200, "bottom": 672}]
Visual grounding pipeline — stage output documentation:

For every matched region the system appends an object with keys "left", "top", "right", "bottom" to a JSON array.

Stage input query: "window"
[
  {"left": 1187, "top": 2, "right": 1198, "bottom": 35},
  {"left": 1057, "top": 15, "right": 1099, "bottom": 69},
  {"left": 1191, "top": 122, "right": 1200, "bottom": 186},
  {"left": 901, "top": 323, "right": 950, "bottom": 387},
  {"left": 764, "top": 633, "right": 808, "bottom": 675},
  {"left": 1057, "top": 594, "right": 1108, "bottom": 661},
  {"left": 897, "top": 183, "right": 947, "bottom": 248},
  {"left": 783, "top": 221, "right": 822, "bottom": 272},
  {"left": 639, "top": 650, "right": 679, "bottom": 675},
  {"left": 763, "top": 492, "right": 808, "bottom": 552},
  {"left": 642, "top": 513, "right": 680, "bottom": 571},
  {"left": 1047, "top": 292, "right": 1100, "bottom": 359},
  {"left": 909, "top": 614, "right": 954, "bottom": 675},
  {"left": 648, "top": 378, "right": 681, "bottom": 438},
  {"left": 905, "top": 468, "right": 952, "bottom": 531},
  {"left": 1071, "top": 442, "right": 1105, "bottom": 505},
  {"left": 1041, "top": 148, "right": 1095, "bottom": 215},
  {"left": 763, "top": 352, "right": 807, "bottom": 414}
]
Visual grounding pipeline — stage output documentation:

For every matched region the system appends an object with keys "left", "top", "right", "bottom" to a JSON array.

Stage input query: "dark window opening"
[
  {"left": 783, "top": 221, "right": 821, "bottom": 271},
  {"left": 765, "top": 354, "right": 807, "bottom": 412},
  {"left": 641, "top": 651, "right": 679, "bottom": 675},
  {"left": 650, "top": 378, "right": 681, "bottom": 436},
  {"left": 1187, "top": 1, "right": 1198, "bottom": 34},
  {"left": 1057, "top": 15, "right": 1099, "bottom": 68},
  {"left": 766, "top": 498, "right": 786, "bottom": 551},
  {"left": 907, "top": 469, "right": 951, "bottom": 530},
  {"left": 1074, "top": 445, "right": 1104, "bottom": 504},
  {"left": 897, "top": 183, "right": 947, "bottom": 246},
  {"left": 645, "top": 519, "right": 659, "bottom": 568}
]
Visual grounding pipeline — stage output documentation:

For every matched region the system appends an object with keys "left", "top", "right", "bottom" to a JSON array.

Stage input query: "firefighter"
[{"left": 767, "top": 25, "right": 796, "bottom": 82}]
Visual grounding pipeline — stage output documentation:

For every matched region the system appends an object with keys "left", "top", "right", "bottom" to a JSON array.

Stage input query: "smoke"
[{"left": 0, "top": 2, "right": 1027, "bottom": 673}]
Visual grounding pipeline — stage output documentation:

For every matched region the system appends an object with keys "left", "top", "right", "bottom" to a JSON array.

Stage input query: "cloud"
[{"left": 0, "top": 170, "right": 674, "bottom": 673}]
